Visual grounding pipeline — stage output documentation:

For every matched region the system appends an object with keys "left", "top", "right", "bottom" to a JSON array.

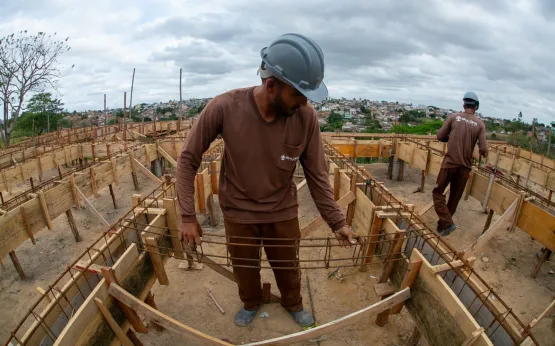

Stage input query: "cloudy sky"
[{"left": 1, "top": 0, "right": 554, "bottom": 124}]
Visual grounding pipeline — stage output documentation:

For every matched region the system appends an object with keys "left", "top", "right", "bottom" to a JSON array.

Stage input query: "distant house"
[{"left": 342, "top": 122, "right": 356, "bottom": 132}]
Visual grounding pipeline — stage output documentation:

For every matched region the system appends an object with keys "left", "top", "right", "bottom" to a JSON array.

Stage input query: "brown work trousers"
[
  {"left": 224, "top": 217, "right": 303, "bottom": 312},
  {"left": 433, "top": 166, "right": 471, "bottom": 230}
]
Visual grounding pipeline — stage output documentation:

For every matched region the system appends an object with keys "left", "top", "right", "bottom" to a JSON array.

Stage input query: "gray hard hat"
[
  {"left": 463, "top": 91, "right": 479, "bottom": 108},
  {"left": 258, "top": 33, "right": 328, "bottom": 102}
]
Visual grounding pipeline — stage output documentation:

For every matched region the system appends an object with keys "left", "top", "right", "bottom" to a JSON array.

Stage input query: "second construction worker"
[
  {"left": 176, "top": 33, "right": 358, "bottom": 329},
  {"left": 433, "top": 92, "right": 488, "bottom": 236}
]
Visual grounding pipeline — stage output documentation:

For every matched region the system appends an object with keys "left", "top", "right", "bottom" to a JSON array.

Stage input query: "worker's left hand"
[{"left": 334, "top": 225, "right": 359, "bottom": 247}]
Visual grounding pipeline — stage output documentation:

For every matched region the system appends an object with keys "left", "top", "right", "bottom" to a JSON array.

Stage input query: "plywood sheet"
[{"left": 516, "top": 202, "right": 555, "bottom": 252}]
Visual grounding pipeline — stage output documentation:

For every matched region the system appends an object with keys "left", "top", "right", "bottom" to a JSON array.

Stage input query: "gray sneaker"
[
  {"left": 439, "top": 223, "right": 457, "bottom": 236},
  {"left": 289, "top": 309, "right": 315, "bottom": 328},
  {"left": 234, "top": 307, "right": 258, "bottom": 327}
]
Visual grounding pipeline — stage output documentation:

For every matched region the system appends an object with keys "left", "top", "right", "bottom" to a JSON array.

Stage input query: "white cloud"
[{"left": 1, "top": 0, "right": 554, "bottom": 124}]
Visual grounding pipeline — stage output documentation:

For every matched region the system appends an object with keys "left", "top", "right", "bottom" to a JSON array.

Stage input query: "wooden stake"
[
  {"left": 419, "top": 169, "right": 426, "bottom": 192},
  {"left": 66, "top": 209, "right": 81, "bottom": 242},
  {"left": 129, "top": 151, "right": 140, "bottom": 190},
  {"left": 482, "top": 173, "right": 495, "bottom": 212},
  {"left": 346, "top": 171, "right": 357, "bottom": 226},
  {"left": 69, "top": 174, "right": 80, "bottom": 210},
  {"left": 38, "top": 191, "right": 53, "bottom": 230},
  {"left": 109, "top": 184, "right": 118, "bottom": 209},
  {"left": 162, "top": 198, "right": 185, "bottom": 260},
  {"left": 363, "top": 213, "right": 383, "bottom": 267},
  {"left": 144, "top": 292, "right": 165, "bottom": 331},
  {"left": 20, "top": 206, "right": 36, "bottom": 245},
  {"left": 333, "top": 167, "right": 340, "bottom": 201},
  {"left": 375, "top": 232, "right": 406, "bottom": 326},
  {"left": 482, "top": 209, "right": 494, "bottom": 235},
  {"left": 94, "top": 297, "right": 135, "bottom": 346},
  {"left": 9, "top": 250, "right": 27, "bottom": 280},
  {"left": 90, "top": 167, "right": 98, "bottom": 198},
  {"left": 145, "top": 236, "right": 169, "bottom": 285},
  {"left": 389, "top": 258, "right": 422, "bottom": 314},
  {"left": 210, "top": 161, "right": 218, "bottom": 194},
  {"left": 100, "top": 267, "right": 148, "bottom": 333}
]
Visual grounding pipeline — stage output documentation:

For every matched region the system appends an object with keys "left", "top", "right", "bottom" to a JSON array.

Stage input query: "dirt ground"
[
  {"left": 1, "top": 161, "right": 553, "bottom": 345},
  {"left": 140, "top": 180, "right": 418, "bottom": 346},
  {"left": 0, "top": 165, "right": 161, "bottom": 342},
  {"left": 362, "top": 163, "right": 555, "bottom": 345}
]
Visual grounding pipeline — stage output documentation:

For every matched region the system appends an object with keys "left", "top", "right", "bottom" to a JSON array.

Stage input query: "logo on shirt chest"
[
  {"left": 281, "top": 155, "right": 299, "bottom": 162},
  {"left": 455, "top": 116, "right": 478, "bottom": 127}
]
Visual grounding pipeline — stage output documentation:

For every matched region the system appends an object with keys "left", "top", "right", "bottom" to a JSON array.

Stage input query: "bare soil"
[
  {"left": 0, "top": 165, "right": 161, "bottom": 342},
  {"left": 1, "top": 161, "right": 553, "bottom": 346},
  {"left": 140, "top": 182, "right": 418, "bottom": 346},
  {"left": 363, "top": 163, "right": 555, "bottom": 345}
]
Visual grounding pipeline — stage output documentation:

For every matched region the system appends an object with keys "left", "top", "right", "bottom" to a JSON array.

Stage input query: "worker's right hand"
[
  {"left": 180, "top": 220, "right": 202, "bottom": 248},
  {"left": 334, "top": 225, "right": 360, "bottom": 248},
  {"left": 480, "top": 150, "right": 488, "bottom": 159}
]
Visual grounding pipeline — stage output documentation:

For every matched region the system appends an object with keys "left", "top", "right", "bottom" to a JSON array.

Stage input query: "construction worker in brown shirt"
[
  {"left": 176, "top": 33, "right": 359, "bottom": 328},
  {"left": 433, "top": 92, "right": 488, "bottom": 236}
]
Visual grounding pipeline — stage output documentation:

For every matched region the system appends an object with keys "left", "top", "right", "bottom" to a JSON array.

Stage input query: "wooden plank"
[
  {"left": 145, "top": 236, "right": 169, "bottom": 285},
  {"left": 134, "top": 158, "right": 162, "bottom": 184},
  {"left": 390, "top": 249, "right": 494, "bottom": 346},
  {"left": 469, "top": 172, "right": 518, "bottom": 214},
  {"left": 38, "top": 191, "right": 53, "bottom": 230},
  {"left": 301, "top": 191, "right": 355, "bottom": 235},
  {"left": 462, "top": 198, "right": 517, "bottom": 257},
  {"left": 94, "top": 298, "right": 134, "bottom": 346},
  {"left": 163, "top": 198, "right": 185, "bottom": 260},
  {"left": 246, "top": 288, "right": 411, "bottom": 346},
  {"left": 390, "top": 258, "right": 422, "bottom": 314},
  {"left": 516, "top": 201, "right": 555, "bottom": 252},
  {"left": 108, "top": 283, "right": 233, "bottom": 346},
  {"left": 157, "top": 147, "right": 177, "bottom": 167}
]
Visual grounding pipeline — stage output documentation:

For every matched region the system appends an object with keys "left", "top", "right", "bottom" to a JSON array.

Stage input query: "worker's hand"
[
  {"left": 480, "top": 150, "right": 488, "bottom": 159},
  {"left": 180, "top": 220, "right": 202, "bottom": 248},
  {"left": 334, "top": 225, "right": 359, "bottom": 247}
]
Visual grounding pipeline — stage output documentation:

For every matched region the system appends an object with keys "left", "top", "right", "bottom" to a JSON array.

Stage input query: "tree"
[
  {"left": 0, "top": 31, "right": 71, "bottom": 146},
  {"left": 15, "top": 92, "right": 64, "bottom": 135}
]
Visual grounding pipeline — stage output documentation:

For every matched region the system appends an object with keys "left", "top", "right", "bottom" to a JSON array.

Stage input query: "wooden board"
[
  {"left": 0, "top": 143, "right": 168, "bottom": 260},
  {"left": 352, "top": 188, "right": 375, "bottom": 236},
  {"left": 391, "top": 249, "right": 493, "bottom": 346},
  {"left": 516, "top": 201, "right": 555, "bottom": 252}
]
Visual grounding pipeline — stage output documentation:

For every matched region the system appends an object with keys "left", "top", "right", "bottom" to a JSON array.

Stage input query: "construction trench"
[{"left": 0, "top": 128, "right": 553, "bottom": 345}]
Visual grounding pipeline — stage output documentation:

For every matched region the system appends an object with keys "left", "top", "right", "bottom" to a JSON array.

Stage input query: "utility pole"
[
  {"left": 123, "top": 92, "right": 127, "bottom": 136},
  {"left": 179, "top": 68, "right": 183, "bottom": 121},
  {"left": 130, "top": 68, "right": 135, "bottom": 122},
  {"left": 548, "top": 126, "right": 553, "bottom": 158},
  {"left": 104, "top": 94, "right": 107, "bottom": 129}
]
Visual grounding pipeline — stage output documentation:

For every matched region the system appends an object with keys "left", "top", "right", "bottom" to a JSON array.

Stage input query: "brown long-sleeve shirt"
[
  {"left": 436, "top": 112, "right": 488, "bottom": 169},
  {"left": 176, "top": 87, "right": 347, "bottom": 231}
]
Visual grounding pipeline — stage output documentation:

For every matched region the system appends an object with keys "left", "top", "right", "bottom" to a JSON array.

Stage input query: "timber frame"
[{"left": 2, "top": 135, "right": 546, "bottom": 346}]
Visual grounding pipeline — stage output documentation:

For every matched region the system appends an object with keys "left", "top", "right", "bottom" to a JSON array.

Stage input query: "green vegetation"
[
  {"left": 187, "top": 104, "right": 206, "bottom": 118},
  {"left": 0, "top": 31, "right": 71, "bottom": 146},
  {"left": 398, "top": 109, "right": 427, "bottom": 123},
  {"left": 392, "top": 120, "right": 444, "bottom": 135},
  {"left": 15, "top": 93, "right": 65, "bottom": 136},
  {"left": 320, "top": 111, "right": 343, "bottom": 132}
]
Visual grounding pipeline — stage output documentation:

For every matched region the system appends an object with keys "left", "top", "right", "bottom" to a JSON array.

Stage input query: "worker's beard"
[{"left": 271, "top": 94, "right": 299, "bottom": 118}]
